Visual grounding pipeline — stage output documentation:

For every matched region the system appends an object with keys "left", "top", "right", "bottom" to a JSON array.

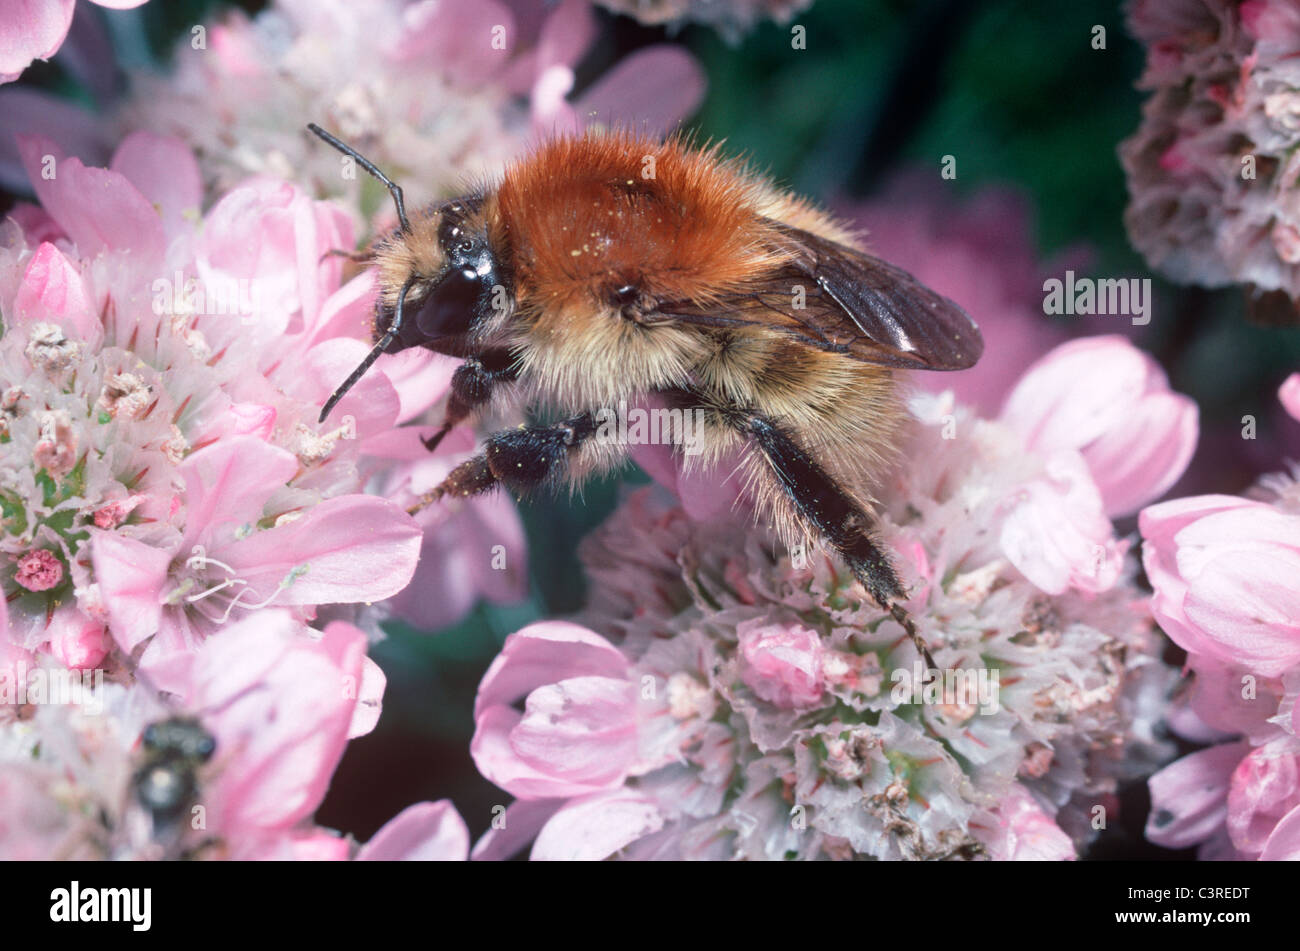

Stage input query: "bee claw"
[{"left": 420, "top": 422, "right": 453, "bottom": 453}]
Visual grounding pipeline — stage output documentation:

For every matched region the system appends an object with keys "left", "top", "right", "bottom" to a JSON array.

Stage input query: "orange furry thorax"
[{"left": 491, "top": 133, "right": 800, "bottom": 320}]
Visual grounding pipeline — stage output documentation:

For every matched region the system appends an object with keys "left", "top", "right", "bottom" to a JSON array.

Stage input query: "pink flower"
[
  {"left": 0, "top": 1, "right": 148, "bottom": 84},
  {"left": 471, "top": 622, "right": 638, "bottom": 801},
  {"left": 997, "top": 448, "right": 1126, "bottom": 595},
  {"left": 1001, "top": 336, "right": 1199, "bottom": 517},
  {"left": 1140, "top": 495, "right": 1300, "bottom": 678},
  {"left": 974, "top": 785, "right": 1076, "bottom": 860},
  {"left": 737, "top": 617, "right": 824, "bottom": 709},
  {"left": 1226, "top": 744, "right": 1300, "bottom": 857},
  {"left": 176, "top": 611, "right": 376, "bottom": 855},
  {"left": 356, "top": 801, "right": 470, "bottom": 861}
]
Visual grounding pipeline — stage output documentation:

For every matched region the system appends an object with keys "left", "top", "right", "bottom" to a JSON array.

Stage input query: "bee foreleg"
[
  {"left": 422, "top": 349, "right": 518, "bottom": 453},
  {"left": 740, "top": 412, "right": 938, "bottom": 669},
  {"left": 408, "top": 411, "right": 600, "bottom": 513}
]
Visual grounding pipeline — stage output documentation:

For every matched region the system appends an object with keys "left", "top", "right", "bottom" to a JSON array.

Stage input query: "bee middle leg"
[
  {"left": 421, "top": 349, "right": 519, "bottom": 453},
  {"left": 408, "top": 410, "right": 603, "bottom": 513},
  {"left": 735, "top": 410, "right": 938, "bottom": 668}
]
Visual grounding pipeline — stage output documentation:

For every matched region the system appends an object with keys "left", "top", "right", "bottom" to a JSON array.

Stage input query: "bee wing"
[{"left": 657, "top": 224, "right": 983, "bottom": 371}]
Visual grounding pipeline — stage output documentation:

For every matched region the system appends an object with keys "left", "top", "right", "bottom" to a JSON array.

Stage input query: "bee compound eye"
[{"left": 413, "top": 267, "right": 482, "bottom": 339}]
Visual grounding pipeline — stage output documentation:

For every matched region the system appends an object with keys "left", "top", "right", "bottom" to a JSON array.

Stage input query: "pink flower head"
[
  {"left": 0, "top": 132, "right": 443, "bottom": 690},
  {"left": 470, "top": 383, "right": 1170, "bottom": 861},
  {"left": 737, "top": 617, "right": 824, "bottom": 709},
  {"left": 1140, "top": 494, "right": 1300, "bottom": 677},
  {"left": 1122, "top": 0, "right": 1300, "bottom": 305},
  {"left": 1001, "top": 336, "right": 1198, "bottom": 517}
]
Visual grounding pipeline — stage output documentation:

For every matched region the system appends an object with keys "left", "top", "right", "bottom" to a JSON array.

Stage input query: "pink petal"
[
  {"left": 575, "top": 45, "right": 706, "bottom": 135},
  {"left": 531, "top": 789, "right": 664, "bottom": 860},
  {"left": 1226, "top": 747, "right": 1300, "bottom": 856},
  {"left": 291, "top": 338, "right": 402, "bottom": 438},
  {"left": 1280, "top": 373, "right": 1300, "bottom": 423},
  {"left": 471, "top": 798, "right": 565, "bottom": 861},
  {"left": 1001, "top": 335, "right": 1198, "bottom": 516},
  {"left": 1083, "top": 390, "right": 1198, "bottom": 517},
  {"left": 349, "top": 654, "right": 386, "bottom": 739},
  {"left": 0, "top": 0, "right": 75, "bottom": 83},
  {"left": 535, "top": 0, "right": 595, "bottom": 73},
  {"left": 16, "top": 134, "right": 165, "bottom": 264},
  {"left": 46, "top": 608, "right": 108, "bottom": 670},
  {"left": 474, "top": 621, "right": 628, "bottom": 717},
  {"left": 1146, "top": 742, "right": 1249, "bottom": 850},
  {"left": 223, "top": 495, "right": 422, "bottom": 605},
  {"left": 375, "top": 347, "right": 456, "bottom": 425},
  {"left": 109, "top": 132, "right": 202, "bottom": 241},
  {"left": 508, "top": 676, "right": 638, "bottom": 786},
  {"left": 89, "top": 532, "right": 173, "bottom": 652},
  {"left": 473, "top": 705, "right": 618, "bottom": 800},
  {"left": 999, "top": 450, "right": 1122, "bottom": 595},
  {"left": 189, "top": 611, "right": 359, "bottom": 832},
  {"left": 356, "top": 801, "right": 469, "bottom": 861},
  {"left": 177, "top": 436, "right": 299, "bottom": 552},
  {"left": 386, "top": 485, "right": 527, "bottom": 631},
  {"left": 393, "top": 0, "right": 514, "bottom": 83},
  {"left": 12, "top": 241, "right": 96, "bottom": 339},
  {"left": 0, "top": 87, "right": 106, "bottom": 192},
  {"left": 1259, "top": 803, "right": 1300, "bottom": 860}
]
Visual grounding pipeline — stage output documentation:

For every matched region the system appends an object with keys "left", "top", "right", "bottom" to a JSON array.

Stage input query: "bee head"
[
  {"left": 141, "top": 716, "right": 216, "bottom": 763},
  {"left": 307, "top": 124, "right": 510, "bottom": 423},
  {"left": 372, "top": 199, "right": 503, "bottom": 356}
]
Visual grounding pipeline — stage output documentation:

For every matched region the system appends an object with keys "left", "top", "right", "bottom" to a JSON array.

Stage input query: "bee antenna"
[
  {"left": 306, "top": 123, "right": 411, "bottom": 233},
  {"left": 319, "top": 279, "right": 415, "bottom": 423}
]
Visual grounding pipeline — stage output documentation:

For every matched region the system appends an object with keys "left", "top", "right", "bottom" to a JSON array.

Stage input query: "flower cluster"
[
  {"left": 1140, "top": 373, "right": 1300, "bottom": 860},
  {"left": 468, "top": 338, "right": 1194, "bottom": 860},
  {"left": 110, "top": 0, "right": 704, "bottom": 223},
  {"left": 0, "top": 131, "right": 517, "bottom": 857},
  {"left": 1121, "top": 0, "right": 1300, "bottom": 306}
]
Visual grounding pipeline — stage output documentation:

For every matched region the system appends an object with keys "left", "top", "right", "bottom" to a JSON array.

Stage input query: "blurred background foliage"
[{"left": 8, "top": 0, "right": 1299, "bottom": 858}]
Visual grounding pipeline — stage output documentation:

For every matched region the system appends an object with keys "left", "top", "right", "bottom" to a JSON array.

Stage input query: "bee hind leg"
[
  {"left": 408, "top": 410, "right": 600, "bottom": 514},
  {"left": 740, "top": 412, "right": 938, "bottom": 669}
]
